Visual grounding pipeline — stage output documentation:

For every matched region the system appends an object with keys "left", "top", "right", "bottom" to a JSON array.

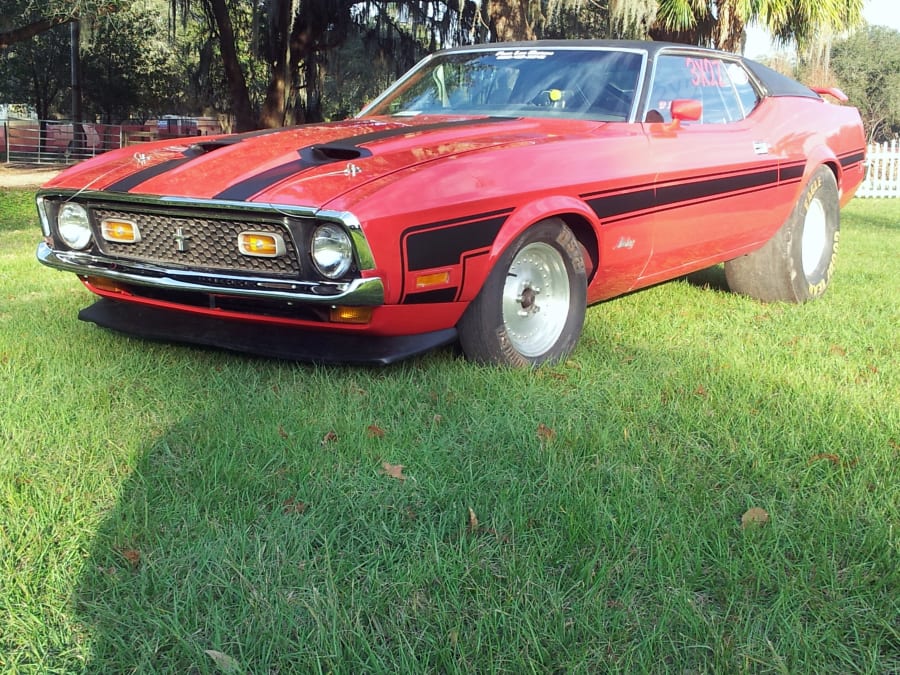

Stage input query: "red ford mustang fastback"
[{"left": 36, "top": 40, "right": 865, "bottom": 365}]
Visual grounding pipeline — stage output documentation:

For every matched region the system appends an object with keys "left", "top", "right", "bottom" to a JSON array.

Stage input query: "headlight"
[
  {"left": 57, "top": 203, "right": 92, "bottom": 250},
  {"left": 311, "top": 223, "right": 353, "bottom": 279}
]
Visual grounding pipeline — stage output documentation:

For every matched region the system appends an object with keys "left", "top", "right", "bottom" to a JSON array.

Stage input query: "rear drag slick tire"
[{"left": 725, "top": 165, "right": 840, "bottom": 303}]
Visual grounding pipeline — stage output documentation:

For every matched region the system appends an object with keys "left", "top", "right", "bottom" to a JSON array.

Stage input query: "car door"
[{"left": 636, "top": 51, "right": 791, "bottom": 285}]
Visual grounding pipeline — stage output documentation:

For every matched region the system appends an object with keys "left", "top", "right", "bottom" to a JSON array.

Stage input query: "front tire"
[
  {"left": 725, "top": 165, "right": 840, "bottom": 303},
  {"left": 457, "top": 219, "right": 587, "bottom": 366}
]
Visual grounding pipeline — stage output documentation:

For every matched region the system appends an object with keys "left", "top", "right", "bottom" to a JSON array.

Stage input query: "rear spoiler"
[{"left": 811, "top": 87, "right": 849, "bottom": 103}]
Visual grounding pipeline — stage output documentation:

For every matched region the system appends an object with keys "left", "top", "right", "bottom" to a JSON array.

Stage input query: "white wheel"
[
  {"left": 801, "top": 197, "right": 828, "bottom": 278},
  {"left": 457, "top": 219, "right": 587, "bottom": 366},
  {"left": 501, "top": 242, "right": 571, "bottom": 357}
]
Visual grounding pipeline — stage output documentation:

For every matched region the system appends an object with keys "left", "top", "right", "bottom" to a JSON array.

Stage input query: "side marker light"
[{"left": 415, "top": 271, "right": 451, "bottom": 288}]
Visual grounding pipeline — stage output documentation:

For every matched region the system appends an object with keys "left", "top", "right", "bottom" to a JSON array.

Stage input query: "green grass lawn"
[{"left": 1, "top": 189, "right": 897, "bottom": 673}]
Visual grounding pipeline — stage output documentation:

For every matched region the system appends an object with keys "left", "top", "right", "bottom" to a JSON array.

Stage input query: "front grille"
[{"left": 92, "top": 208, "right": 302, "bottom": 276}]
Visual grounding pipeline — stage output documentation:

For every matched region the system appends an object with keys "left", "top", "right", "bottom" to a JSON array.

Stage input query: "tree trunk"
[
  {"left": 287, "top": 14, "right": 319, "bottom": 124},
  {"left": 0, "top": 16, "right": 69, "bottom": 50},
  {"left": 207, "top": 0, "right": 256, "bottom": 131},
  {"left": 715, "top": 0, "right": 745, "bottom": 52},
  {"left": 487, "top": 0, "right": 539, "bottom": 42},
  {"left": 259, "top": 0, "right": 293, "bottom": 128},
  {"left": 70, "top": 20, "right": 83, "bottom": 151},
  {"left": 303, "top": 50, "right": 322, "bottom": 123},
  {"left": 260, "top": 69, "right": 289, "bottom": 128}
]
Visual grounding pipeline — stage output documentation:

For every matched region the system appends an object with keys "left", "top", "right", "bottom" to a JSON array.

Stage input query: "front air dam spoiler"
[{"left": 78, "top": 298, "right": 458, "bottom": 365}]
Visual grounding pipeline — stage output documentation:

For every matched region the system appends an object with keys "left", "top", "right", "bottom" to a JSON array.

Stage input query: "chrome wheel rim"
[
  {"left": 502, "top": 242, "right": 570, "bottom": 357},
  {"left": 801, "top": 197, "right": 828, "bottom": 277}
]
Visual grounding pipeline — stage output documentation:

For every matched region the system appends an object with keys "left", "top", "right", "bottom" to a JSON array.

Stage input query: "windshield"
[{"left": 362, "top": 48, "right": 645, "bottom": 122}]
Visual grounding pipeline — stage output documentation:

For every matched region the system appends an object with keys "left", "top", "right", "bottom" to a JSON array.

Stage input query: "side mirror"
[{"left": 670, "top": 99, "right": 702, "bottom": 122}]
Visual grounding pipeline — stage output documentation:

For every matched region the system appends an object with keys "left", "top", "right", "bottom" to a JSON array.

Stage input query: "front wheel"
[
  {"left": 457, "top": 219, "right": 587, "bottom": 366},
  {"left": 725, "top": 165, "right": 840, "bottom": 303}
]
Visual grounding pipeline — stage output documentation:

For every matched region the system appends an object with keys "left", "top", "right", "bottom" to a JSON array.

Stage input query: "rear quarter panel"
[{"left": 761, "top": 95, "right": 866, "bottom": 208}]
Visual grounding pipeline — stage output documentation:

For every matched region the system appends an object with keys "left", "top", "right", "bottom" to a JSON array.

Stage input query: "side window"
[
  {"left": 726, "top": 62, "right": 761, "bottom": 117},
  {"left": 646, "top": 55, "right": 759, "bottom": 124},
  {"left": 646, "top": 55, "right": 702, "bottom": 123}
]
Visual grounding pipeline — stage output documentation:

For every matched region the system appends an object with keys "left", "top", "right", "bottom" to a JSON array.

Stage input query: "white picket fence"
[{"left": 857, "top": 140, "right": 899, "bottom": 198}]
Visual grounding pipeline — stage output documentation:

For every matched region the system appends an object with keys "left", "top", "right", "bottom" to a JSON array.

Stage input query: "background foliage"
[
  {"left": 828, "top": 25, "right": 900, "bottom": 143},
  {"left": 0, "top": 0, "right": 895, "bottom": 138}
]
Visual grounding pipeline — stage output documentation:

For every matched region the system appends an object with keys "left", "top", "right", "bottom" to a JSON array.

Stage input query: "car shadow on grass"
[
  {"left": 69, "top": 325, "right": 899, "bottom": 672},
  {"left": 681, "top": 264, "right": 730, "bottom": 293}
]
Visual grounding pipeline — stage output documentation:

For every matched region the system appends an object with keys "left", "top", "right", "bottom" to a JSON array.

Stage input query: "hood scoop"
[
  {"left": 185, "top": 137, "right": 243, "bottom": 157},
  {"left": 300, "top": 143, "right": 373, "bottom": 166}
]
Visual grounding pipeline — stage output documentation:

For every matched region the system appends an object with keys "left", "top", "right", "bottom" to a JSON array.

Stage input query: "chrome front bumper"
[{"left": 37, "top": 242, "right": 385, "bottom": 306}]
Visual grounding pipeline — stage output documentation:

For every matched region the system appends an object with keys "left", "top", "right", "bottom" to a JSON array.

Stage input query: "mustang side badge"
[{"left": 173, "top": 226, "right": 191, "bottom": 252}]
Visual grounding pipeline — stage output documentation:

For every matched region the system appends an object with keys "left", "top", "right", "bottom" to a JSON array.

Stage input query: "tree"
[
  {"left": 172, "top": 0, "right": 483, "bottom": 129},
  {"left": 200, "top": 0, "right": 255, "bottom": 130},
  {"left": 0, "top": 20, "right": 69, "bottom": 118},
  {"left": 611, "top": 0, "right": 865, "bottom": 53},
  {"left": 487, "top": 0, "right": 542, "bottom": 41},
  {"left": 830, "top": 25, "right": 900, "bottom": 143},
  {"left": 0, "top": 0, "right": 124, "bottom": 49},
  {"left": 81, "top": 4, "right": 189, "bottom": 123}
]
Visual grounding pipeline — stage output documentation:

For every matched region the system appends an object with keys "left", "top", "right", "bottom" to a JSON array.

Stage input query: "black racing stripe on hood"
[
  {"left": 213, "top": 116, "right": 519, "bottom": 202},
  {"left": 214, "top": 159, "right": 308, "bottom": 201},
  {"left": 105, "top": 157, "right": 195, "bottom": 193},
  {"left": 106, "top": 138, "right": 252, "bottom": 193},
  {"left": 229, "top": 126, "right": 291, "bottom": 140}
]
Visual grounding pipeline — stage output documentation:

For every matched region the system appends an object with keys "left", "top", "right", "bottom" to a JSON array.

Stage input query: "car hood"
[{"left": 44, "top": 115, "right": 593, "bottom": 209}]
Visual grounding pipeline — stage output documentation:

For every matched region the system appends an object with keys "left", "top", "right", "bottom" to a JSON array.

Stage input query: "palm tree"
[{"left": 611, "top": 0, "right": 864, "bottom": 53}]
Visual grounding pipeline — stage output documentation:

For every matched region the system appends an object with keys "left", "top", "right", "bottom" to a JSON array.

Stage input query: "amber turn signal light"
[
  {"left": 329, "top": 306, "right": 373, "bottom": 324},
  {"left": 238, "top": 231, "right": 286, "bottom": 257},
  {"left": 85, "top": 275, "right": 125, "bottom": 294},
  {"left": 414, "top": 271, "right": 450, "bottom": 288},
  {"left": 100, "top": 218, "right": 141, "bottom": 244}
]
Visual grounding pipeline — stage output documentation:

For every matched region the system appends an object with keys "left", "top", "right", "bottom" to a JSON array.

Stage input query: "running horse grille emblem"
[{"left": 173, "top": 226, "right": 191, "bottom": 252}]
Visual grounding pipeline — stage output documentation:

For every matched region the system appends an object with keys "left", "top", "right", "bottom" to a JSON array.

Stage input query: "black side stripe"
[
  {"left": 584, "top": 165, "right": 784, "bottom": 222},
  {"left": 839, "top": 150, "right": 865, "bottom": 167},
  {"left": 587, "top": 188, "right": 655, "bottom": 219},
  {"left": 650, "top": 182, "right": 776, "bottom": 218},
  {"left": 106, "top": 157, "right": 194, "bottom": 193},
  {"left": 779, "top": 162, "right": 805, "bottom": 181},
  {"left": 403, "top": 210, "right": 511, "bottom": 271},
  {"left": 399, "top": 209, "right": 512, "bottom": 305},
  {"left": 402, "top": 208, "right": 513, "bottom": 236},
  {"left": 657, "top": 168, "right": 778, "bottom": 205}
]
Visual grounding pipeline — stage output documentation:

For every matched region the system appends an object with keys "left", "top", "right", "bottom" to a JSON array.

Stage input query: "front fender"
[{"left": 456, "top": 195, "right": 601, "bottom": 303}]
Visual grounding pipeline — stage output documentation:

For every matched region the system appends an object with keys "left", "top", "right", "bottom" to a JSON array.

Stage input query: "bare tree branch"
[{"left": 0, "top": 14, "right": 71, "bottom": 50}]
